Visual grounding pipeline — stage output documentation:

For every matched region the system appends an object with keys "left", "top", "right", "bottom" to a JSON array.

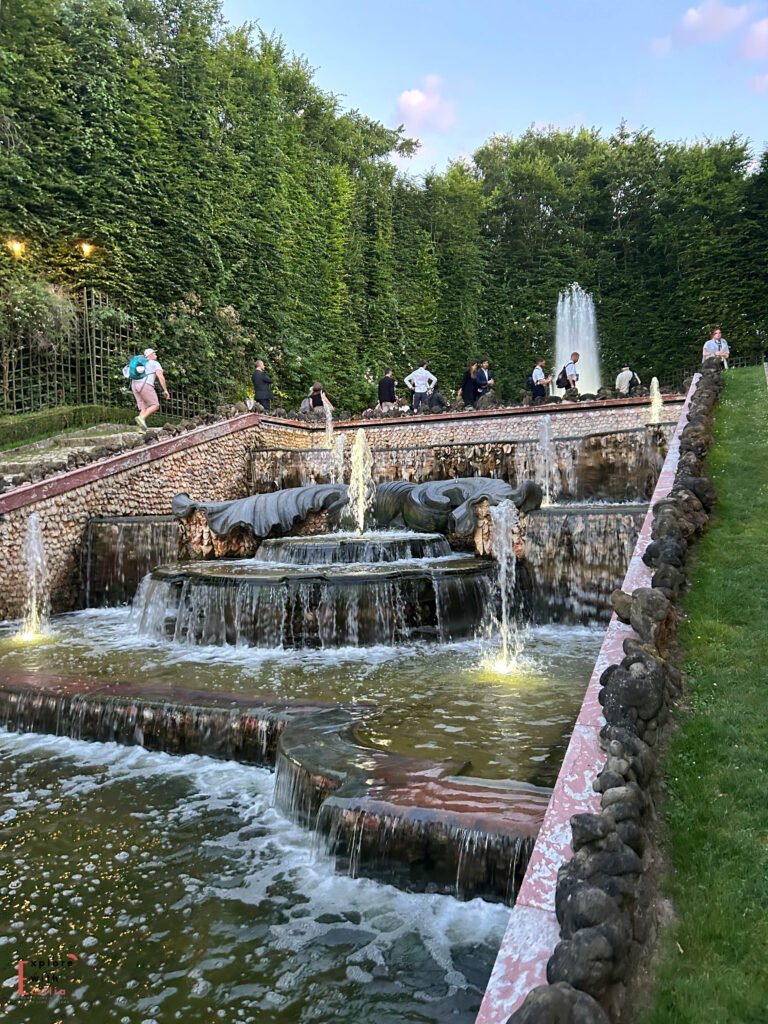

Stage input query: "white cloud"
[
  {"left": 749, "top": 71, "right": 768, "bottom": 89},
  {"left": 742, "top": 17, "right": 768, "bottom": 58},
  {"left": 652, "top": 0, "right": 750, "bottom": 53},
  {"left": 395, "top": 75, "right": 456, "bottom": 135},
  {"left": 679, "top": 0, "right": 750, "bottom": 42}
]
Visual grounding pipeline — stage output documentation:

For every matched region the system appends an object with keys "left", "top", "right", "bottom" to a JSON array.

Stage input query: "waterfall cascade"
[
  {"left": 538, "top": 414, "right": 556, "bottom": 506},
  {"left": 555, "top": 283, "right": 601, "bottom": 395}
]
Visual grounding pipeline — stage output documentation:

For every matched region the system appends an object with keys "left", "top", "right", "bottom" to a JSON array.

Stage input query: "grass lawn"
[{"left": 641, "top": 364, "right": 768, "bottom": 1023}]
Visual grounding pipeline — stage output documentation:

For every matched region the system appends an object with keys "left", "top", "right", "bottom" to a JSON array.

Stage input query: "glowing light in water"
[
  {"left": 555, "top": 283, "right": 601, "bottom": 396},
  {"left": 15, "top": 513, "right": 51, "bottom": 642},
  {"left": 347, "top": 429, "right": 374, "bottom": 534},
  {"left": 485, "top": 500, "right": 526, "bottom": 673},
  {"left": 538, "top": 414, "right": 556, "bottom": 506},
  {"left": 649, "top": 377, "right": 662, "bottom": 424}
]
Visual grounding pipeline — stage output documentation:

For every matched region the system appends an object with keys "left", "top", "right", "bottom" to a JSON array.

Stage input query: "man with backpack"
[
  {"left": 615, "top": 365, "right": 641, "bottom": 396},
  {"left": 556, "top": 352, "right": 580, "bottom": 393},
  {"left": 528, "top": 358, "right": 552, "bottom": 400},
  {"left": 126, "top": 347, "right": 169, "bottom": 431}
]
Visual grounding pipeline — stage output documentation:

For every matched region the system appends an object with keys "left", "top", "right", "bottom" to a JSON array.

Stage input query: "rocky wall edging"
[
  {"left": 477, "top": 367, "right": 721, "bottom": 1024},
  {"left": 0, "top": 419, "right": 264, "bottom": 620},
  {"left": 259, "top": 397, "right": 683, "bottom": 449}
]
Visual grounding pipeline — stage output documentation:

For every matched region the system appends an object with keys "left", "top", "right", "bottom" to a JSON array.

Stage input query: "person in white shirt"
[
  {"left": 531, "top": 358, "right": 552, "bottom": 399},
  {"left": 714, "top": 328, "right": 730, "bottom": 369},
  {"left": 404, "top": 361, "right": 437, "bottom": 412},
  {"left": 702, "top": 331, "right": 721, "bottom": 363},
  {"left": 565, "top": 352, "right": 580, "bottom": 391},
  {"left": 615, "top": 366, "right": 641, "bottom": 396},
  {"left": 132, "top": 347, "right": 170, "bottom": 431}
]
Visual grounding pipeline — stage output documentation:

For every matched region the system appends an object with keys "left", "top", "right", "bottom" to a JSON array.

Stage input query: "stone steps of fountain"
[{"left": 0, "top": 670, "right": 549, "bottom": 904}]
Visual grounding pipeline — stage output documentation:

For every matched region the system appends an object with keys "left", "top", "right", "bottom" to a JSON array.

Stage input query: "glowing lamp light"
[
  {"left": 6, "top": 238, "right": 25, "bottom": 258},
  {"left": 80, "top": 241, "right": 94, "bottom": 257}
]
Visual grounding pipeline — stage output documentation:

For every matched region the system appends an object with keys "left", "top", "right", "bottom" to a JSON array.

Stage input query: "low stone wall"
[
  {"left": 0, "top": 416, "right": 263, "bottom": 619},
  {"left": 249, "top": 426, "right": 672, "bottom": 504},
  {"left": 477, "top": 368, "right": 722, "bottom": 1024},
  {"left": 259, "top": 395, "right": 682, "bottom": 449}
]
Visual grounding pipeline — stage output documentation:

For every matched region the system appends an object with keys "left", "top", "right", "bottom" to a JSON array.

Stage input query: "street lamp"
[
  {"left": 79, "top": 241, "right": 94, "bottom": 257},
  {"left": 6, "top": 239, "right": 25, "bottom": 258}
]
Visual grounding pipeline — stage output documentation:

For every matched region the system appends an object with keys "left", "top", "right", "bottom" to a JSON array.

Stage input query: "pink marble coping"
[
  {"left": 476, "top": 375, "right": 701, "bottom": 1024},
  {"left": 0, "top": 413, "right": 261, "bottom": 515}
]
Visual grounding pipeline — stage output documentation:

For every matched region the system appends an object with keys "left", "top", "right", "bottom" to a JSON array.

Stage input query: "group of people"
[{"left": 128, "top": 327, "right": 731, "bottom": 429}]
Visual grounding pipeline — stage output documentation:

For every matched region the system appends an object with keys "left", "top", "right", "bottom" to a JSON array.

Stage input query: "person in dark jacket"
[
  {"left": 460, "top": 361, "right": 479, "bottom": 407},
  {"left": 252, "top": 360, "right": 272, "bottom": 411},
  {"left": 377, "top": 368, "right": 397, "bottom": 410}
]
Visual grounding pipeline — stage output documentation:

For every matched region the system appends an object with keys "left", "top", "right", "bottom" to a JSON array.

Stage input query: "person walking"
[
  {"left": 530, "top": 358, "right": 552, "bottom": 399},
  {"left": 556, "top": 352, "right": 580, "bottom": 393},
  {"left": 251, "top": 360, "right": 272, "bottom": 411},
  {"left": 404, "top": 360, "right": 437, "bottom": 412},
  {"left": 460, "top": 361, "right": 479, "bottom": 407},
  {"left": 476, "top": 358, "right": 495, "bottom": 398},
  {"left": 131, "top": 347, "right": 169, "bottom": 431},
  {"left": 377, "top": 368, "right": 397, "bottom": 411},
  {"left": 615, "top": 365, "right": 641, "bottom": 396}
]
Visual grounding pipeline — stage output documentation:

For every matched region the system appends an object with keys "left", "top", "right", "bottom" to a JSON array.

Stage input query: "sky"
[{"left": 220, "top": 0, "right": 768, "bottom": 173}]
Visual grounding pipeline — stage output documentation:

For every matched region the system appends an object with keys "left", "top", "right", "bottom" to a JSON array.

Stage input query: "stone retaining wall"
[
  {"left": 476, "top": 369, "right": 721, "bottom": 1024},
  {"left": 0, "top": 416, "right": 263, "bottom": 619}
]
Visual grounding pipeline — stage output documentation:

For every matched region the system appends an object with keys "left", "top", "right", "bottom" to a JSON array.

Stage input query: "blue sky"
[{"left": 220, "top": 0, "right": 768, "bottom": 172}]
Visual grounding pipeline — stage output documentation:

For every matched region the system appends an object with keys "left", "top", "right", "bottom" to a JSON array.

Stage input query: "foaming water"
[
  {"left": 0, "top": 610, "right": 601, "bottom": 782},
  {"left": 0, "top": 731, "right": 508, "bottom": 1022}
]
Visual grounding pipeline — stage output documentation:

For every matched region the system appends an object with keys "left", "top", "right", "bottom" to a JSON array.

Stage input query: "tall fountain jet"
[
  {"left": 347, "top": 428, "right": 375, "bottom": 534},
  {"left": 555, "top": 283, "right": 601, "bottom": 396}
]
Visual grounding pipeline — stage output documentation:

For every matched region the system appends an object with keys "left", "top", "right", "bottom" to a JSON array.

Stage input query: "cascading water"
[
  {"left": 332, "top": 434, "right": 345, "bottom": 484},
  {"left": 486, "top": 500, "right": 525, "bottom": 672},
  {"left": 346, "top": 428, "right": 375, "bottom": 534},
  {"left": 323, "top": 402, "right": 334, "bottom": 448},
  {"left": 649, "top": 377, "right": 662, "bottom": 424},
  {"left": 538, "top": 415, "right": 556, "bottom": 506},
  {"left": 555, "top": 283, "right": 601, "bottom": 396},
  {"left": 16, "top": 513, "right": 50, "bottom": 641}
]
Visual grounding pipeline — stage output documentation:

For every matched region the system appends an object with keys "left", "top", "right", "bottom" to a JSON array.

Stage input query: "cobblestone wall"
[{"left": 0, "top": 421, "right": 262, "bottom": 619}]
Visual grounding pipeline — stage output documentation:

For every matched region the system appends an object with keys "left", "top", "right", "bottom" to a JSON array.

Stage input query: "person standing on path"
[
  {"left": 702, "top": 330, "right": 722, "bottom": 363},
  {"left": 714, "top": 328, "right": 730, "bottom": 369},
  {"left": 132, "top": 347, "right": 169, "bottom": 431},
  {"left": 404, "top": 361, "right": 437, "bottom": 412},
  {"left": 531, "top": 358, "right": 552, "bottom": 400},
  {"left": 615, "top": 365, "right": 641, "bottom": 396},
  {"left": 377, "top": 368, "right": 397, "bottom": 411},
  {"left": 251, "top": 360, "right": 273, "bottom": 411},
  {"left": 476, "top": 358, "right": 495, "bottom": 398},
  {"left": 557, "top": 352, "right": 580, "bottom": 393},
  {"left": 460, "top": 361, "right": 479, "bottom": 407}
]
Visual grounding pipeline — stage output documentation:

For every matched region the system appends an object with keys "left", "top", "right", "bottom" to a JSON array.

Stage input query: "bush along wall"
[{"left": 505, "top": 362, "right": 724, "bottom": 1024}]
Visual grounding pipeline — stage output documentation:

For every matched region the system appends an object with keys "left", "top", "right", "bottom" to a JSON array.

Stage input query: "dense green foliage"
[
  {"left": 1, "top": 0, "right": 767, "bottom": 409},
  {"left": 641, "top": 367, "right": 768, "bottom": 1024}
]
